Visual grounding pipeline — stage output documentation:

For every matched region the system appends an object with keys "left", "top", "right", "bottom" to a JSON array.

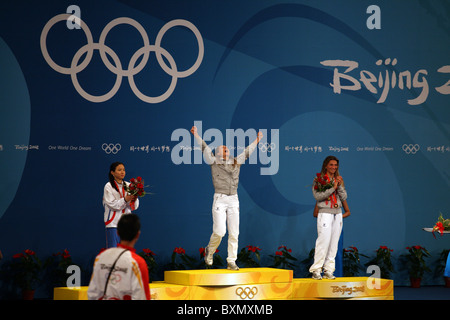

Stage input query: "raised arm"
[
  {"left": 236, "top": 131, "right": 263, "bottom": 164},
  {"left": 190, "top": 126, "right": 215, "bottom": 164}
]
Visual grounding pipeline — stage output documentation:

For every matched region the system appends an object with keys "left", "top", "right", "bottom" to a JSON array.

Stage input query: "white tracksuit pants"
[
  {"left": 309, "top": 212, "right": 343, "bottom": 274},
  {"left": 207, "top": 193, "right": 240, "bottom": 263}
]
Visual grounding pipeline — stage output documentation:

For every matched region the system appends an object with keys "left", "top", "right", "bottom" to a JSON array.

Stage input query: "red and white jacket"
[
  {"left": 103, "top": 181, "right": 139, "bottom": 228},
  {"left": 87, "top": 244, "right": 150, "bottom": 300}
]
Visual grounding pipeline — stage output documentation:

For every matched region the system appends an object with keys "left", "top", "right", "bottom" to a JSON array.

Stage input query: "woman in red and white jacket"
[{"left": 103, "top": 162, "right": 139, "bottom": 248}]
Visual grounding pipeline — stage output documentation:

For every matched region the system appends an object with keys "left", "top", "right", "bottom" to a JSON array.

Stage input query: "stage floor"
[{"left": 54, "top": 267, "right": 393, "bottom": 300}]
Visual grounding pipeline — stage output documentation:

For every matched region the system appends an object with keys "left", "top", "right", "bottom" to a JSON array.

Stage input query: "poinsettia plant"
[
  {"left": 139, "top": 248, "right": 157, "bottom": 282},
  {"left": 365, "top": 246, "right": 395, "bottom": 279},
  {"left": 169, "top": 247, "right": 196, "bottom": 270},
  {"left": 269, "top": 246, "right": 297, "bottom": 269},
  {"left": 404, "top": 245, "right": 431, "bottom": 279},
  {"left": 44, "top": 249, "right": 75, "bottom": 287},
  {"left": 343, "top": 246, "right": 368, "bottom": 277},
  {"left": 11, "top": 249, "right": 42, "bottom": 291},
  {"left": 237, "top": 245, "right": 261, "bottom": 268}
]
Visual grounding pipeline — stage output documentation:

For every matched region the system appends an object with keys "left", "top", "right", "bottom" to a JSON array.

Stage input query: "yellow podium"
[{"left": 54, "top": 268, "right": 393, "bottom": 300}]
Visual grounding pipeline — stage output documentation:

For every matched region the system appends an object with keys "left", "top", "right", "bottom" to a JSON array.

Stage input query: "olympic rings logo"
[
  {"left": 402, "top": 144, "right": 420, "bottom": 154},
  {"left": 235, "top": 286, "right": 258, "bottom": 299},
  {"left": 109, "top": 273, "right": 122, "bottom": 285},
  {"left": 40, "top": 14, "right": 204, "bottom": 103},
  {"left": 258, "top": 142, "right": 276, "bottom": 152},
  {"left": 102, "top": 143, "right": 122, "bottom": 154}
]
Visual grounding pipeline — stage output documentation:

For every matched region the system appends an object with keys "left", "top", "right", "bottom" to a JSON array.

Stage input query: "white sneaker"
[
  {"left": 227, "top": 262, "right": 239, "bottom": 271},
  {"left": 323, "top": 271, "right": 335, "bottom": 279},
  {"left": 204, "top": 247, "right": 213, "bottom": 267},
  {"left": 312, "top": 271, "right": 322, "bottom": 280}
]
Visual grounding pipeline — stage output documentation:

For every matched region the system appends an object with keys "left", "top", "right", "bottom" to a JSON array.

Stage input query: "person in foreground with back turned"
[{"left": 88, "top": 214, "right": 150, "bottom": 300}]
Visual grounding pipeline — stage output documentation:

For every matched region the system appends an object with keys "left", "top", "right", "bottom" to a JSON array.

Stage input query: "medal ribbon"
[
  {"left": 325, "top": 176, "right": 338, "bottom": 208},
  {"left": 114, "top": 181, "right": 126, "bottom": 214}
]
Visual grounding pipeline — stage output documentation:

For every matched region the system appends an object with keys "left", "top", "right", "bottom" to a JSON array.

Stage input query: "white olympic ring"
[
  {"left": 258, "top": 142, "right": 276, "bottom": 153},
  {"left": 402, "top": 144, "right": 420, "bottom": 154},
  {"left": 102, "top": 143, "right": 122, "bottom": 154},
  {"left": 40, "top": 14, "right": 204, "bottom": 103},
  {"left": 236, "top": 286, "right": 258, "bottom": 299}
]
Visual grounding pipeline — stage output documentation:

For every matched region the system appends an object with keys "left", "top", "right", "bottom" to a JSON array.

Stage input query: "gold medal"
[{"left": 334, "top": 204, "right": 339, "bottom": 208}]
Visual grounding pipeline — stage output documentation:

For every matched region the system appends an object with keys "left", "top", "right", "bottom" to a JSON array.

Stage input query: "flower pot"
[
  {"left": 444, "top": 277, "right": 450, "bottom": 288},
  {"left": 410, "top": 277, "right": 421, "bottom": 288},
  {"left": 22, "top": 289, "right": 35, "bottom": 300}
]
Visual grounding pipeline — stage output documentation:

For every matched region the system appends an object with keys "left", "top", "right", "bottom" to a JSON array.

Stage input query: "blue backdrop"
[{"left": 0, "top": 0, "right": 449, "bottom": 292}]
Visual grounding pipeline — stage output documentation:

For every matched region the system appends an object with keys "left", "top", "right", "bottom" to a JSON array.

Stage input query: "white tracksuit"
[
  {"left": 309, "top": 183, "right": 347, "bottom": 274},
  {"left": 103, "top": 181, "right": 139, "bottom": 228},
  {"left": 194, "top": 135, "right": 257, "bottom": 263}
]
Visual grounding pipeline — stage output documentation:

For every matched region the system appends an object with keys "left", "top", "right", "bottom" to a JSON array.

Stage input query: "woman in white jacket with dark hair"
[
  {"left": 309, "top": 155, "right": 348, "bottom": 280},
  {"left": 103, "top": 162, "right": 139, "bottom": 248}
]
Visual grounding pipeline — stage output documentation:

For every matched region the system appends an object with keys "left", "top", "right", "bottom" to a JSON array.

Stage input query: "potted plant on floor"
[
  {"left": 343, "top": 246, "right": 368, "bottom": 277},
  {"left": 168, "top": 247, "right": 196, "bottom": 270},
  {"left": 139, "top": 248, "right": 157, "bottom": 282},
  {"left": 365, "top": 246, "right": 395, "bottom": 279},
  {"left": 404, "top": 245, "right": 431, "bottom": 288},
  {"left": 11, "top": 249, "right": 42, "bottom": 299},
  {"left": 237, "top": 245, "right": 261, "bottom": 268},
  {"left": 269, "top": 246, "right": 297, "bottom": 270}
]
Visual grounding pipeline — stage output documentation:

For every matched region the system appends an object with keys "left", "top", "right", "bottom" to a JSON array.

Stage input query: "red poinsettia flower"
[
  {"left": 62, "top": 249, "right": 71, "bottom": 259},
  {"left": 246, "top": 245, "right": 261, "bottom": 253},
  {"left": 174, "top": 247, "right": 186, "bottom": 255},
  {"left": 24, "top": 249, "right": 35, "bottom": 256},
  {"left": 143, "top": 248, "right": 156, "bottom": 256}
]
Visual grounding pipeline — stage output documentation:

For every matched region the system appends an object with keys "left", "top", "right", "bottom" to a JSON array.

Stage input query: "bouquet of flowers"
[
  {"left": 432, "top": 213, "right": 450, "bottom": 237},
  {"left": 313, "top": 173, "right": 334, "bottom": 192},
  {"left": 124, "top": 176, "right": 148, "bottom": 197}
]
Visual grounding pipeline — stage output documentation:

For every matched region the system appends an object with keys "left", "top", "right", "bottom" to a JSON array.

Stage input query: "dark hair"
[
  {"left": 117, "top": 214, "right": 141, "bottom": 242},
  {"left": 109, "top": 162, "right": 124, "bottom": 192}
]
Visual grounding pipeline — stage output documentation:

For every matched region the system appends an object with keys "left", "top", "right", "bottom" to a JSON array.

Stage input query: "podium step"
[
  {"left": 53, "top": 268, "right": 393, "bottom": 300},
  {"left": 164, "top": 267, "right": 293, "bottom": 286}
]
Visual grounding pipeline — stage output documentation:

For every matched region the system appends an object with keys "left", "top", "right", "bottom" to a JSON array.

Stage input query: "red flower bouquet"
[
  {"left": 313, "top": 173, "right": 334, "bottom": 192},
  {"left": 124, "top": 176, "right": 148, "bottom": 197}
]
